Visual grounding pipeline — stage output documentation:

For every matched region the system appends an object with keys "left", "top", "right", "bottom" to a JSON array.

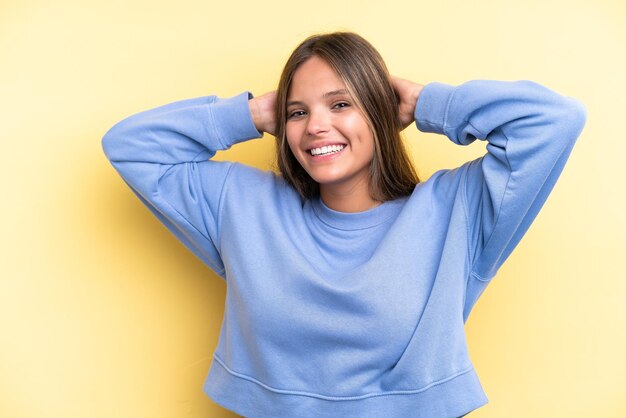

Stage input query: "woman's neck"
[{"left": 319, "top": 180, "right": 381, "bottom": 213}]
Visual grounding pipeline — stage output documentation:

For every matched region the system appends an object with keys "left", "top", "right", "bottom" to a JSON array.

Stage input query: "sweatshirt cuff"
[
  {"left": 211, "top": 91, "right": 263, "bottom": 148},
  {"left": 414, "top": 82, "right": 456, "bottom": 135}
]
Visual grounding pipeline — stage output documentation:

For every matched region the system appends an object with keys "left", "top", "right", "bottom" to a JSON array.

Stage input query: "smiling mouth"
[{"left": 308, "top": 144, "right": 346, "bottom": 156}]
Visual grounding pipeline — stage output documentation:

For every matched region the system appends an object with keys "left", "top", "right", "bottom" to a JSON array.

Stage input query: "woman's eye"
[
  {"left": 333, "top": 102, "right": 350, "bottom": 109},
  {"left": 288, "top": 110, "right": 306, "bottom": 119}
]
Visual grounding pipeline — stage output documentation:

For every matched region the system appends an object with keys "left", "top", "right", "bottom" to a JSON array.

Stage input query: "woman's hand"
[
  {"left": 391, "top": 76, "right": 424, "bottom": 130},
  {"left": 249, "top": 91, "right": 277, "bottom": 136}
]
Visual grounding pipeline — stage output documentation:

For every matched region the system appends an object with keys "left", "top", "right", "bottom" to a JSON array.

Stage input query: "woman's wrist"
[
  {"left": 411, "top": 84, "right": 424, "bottom": 109},
  {"left": 248, "top": 97, "right": 265, "bottom": 133}
]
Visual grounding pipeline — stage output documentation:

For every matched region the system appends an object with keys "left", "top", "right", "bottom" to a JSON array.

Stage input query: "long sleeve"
[
  {"left": 101, "top": 92, "right": 262, "bottom": 278},
  {"left": 414, "top": 80, "right": 587, "bottom": 316}
]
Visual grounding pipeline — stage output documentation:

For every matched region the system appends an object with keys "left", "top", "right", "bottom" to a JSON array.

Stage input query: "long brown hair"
[{"left": 275, "top": 32, "right": 420, "bottom": 201}]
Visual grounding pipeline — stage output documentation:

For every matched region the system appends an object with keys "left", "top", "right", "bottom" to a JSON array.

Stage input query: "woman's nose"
[{"left": 306, "top": 110, "right": 330, "bottom": 136}]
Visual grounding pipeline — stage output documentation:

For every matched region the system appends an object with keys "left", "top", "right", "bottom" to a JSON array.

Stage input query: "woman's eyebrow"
[
  {"left": 286, "top": 100, "right": 304, "bottom": 108},
  {"left": 287, "top": 89, "right": 350, "bottom": 107},
  {"left": 323, "top": 89, "right": 349, "bottom": 98}
]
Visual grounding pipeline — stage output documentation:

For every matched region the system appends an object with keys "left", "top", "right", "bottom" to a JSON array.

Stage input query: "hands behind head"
[
  {"left": 250, "top": 77, "right": 422, "bottom": 137},
  {"left": 390, "top": 76, "right": 424, "bottom": 131}
]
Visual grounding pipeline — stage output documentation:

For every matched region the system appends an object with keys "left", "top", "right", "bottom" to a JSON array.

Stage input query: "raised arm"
[
  {"left": 395, "top": 78, "right": 587, "bottom": 316},
  {"left": 101, "top": 91, "right": 271, "bottom": 277}
]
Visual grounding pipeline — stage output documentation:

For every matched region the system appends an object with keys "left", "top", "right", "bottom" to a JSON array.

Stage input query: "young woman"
[{"left": 102, "top": 32, "right": 587, "bottom": 417}]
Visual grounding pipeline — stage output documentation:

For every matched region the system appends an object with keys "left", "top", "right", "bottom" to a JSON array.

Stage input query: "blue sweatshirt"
[{"left": 102, "top": 80, "right": 586, "bottom": 417}]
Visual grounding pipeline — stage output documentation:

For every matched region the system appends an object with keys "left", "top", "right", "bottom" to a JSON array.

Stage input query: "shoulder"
[
  {"left": 222, "top": 162, "right": 302, "bottom": 206},
  {"left": 225, "top": 162, "right": 289, "bottom": 188},
  {"left": 415, "top": 160, "right": 475, "bottom": 202}
]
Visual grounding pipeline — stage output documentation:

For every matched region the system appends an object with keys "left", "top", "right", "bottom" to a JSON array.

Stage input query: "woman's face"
[{"left": 285, "top": 56, "right": 375, "bottom": 190}]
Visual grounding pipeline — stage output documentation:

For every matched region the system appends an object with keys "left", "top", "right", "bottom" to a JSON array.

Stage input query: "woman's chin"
[{"left": 308, "top": 173, "right": 343, "bottom": 186}]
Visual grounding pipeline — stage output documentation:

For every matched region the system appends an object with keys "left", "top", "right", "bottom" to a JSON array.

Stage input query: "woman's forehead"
[{"left": 288, "top": 57, "right": 347, "bottom": 98}]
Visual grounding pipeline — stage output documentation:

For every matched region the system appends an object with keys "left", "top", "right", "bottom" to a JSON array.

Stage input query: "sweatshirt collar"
[{"left": 311, "top": 194, "right": 406, "bottom": 231}]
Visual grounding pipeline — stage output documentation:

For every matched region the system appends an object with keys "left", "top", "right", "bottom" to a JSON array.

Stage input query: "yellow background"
[{"left": 1, "top": 0, "right": 624, "bottom": 416}]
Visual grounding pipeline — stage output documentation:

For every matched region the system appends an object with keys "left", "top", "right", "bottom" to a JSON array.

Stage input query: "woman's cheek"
[
  {"left": 286, "top": 127, "right": 304, "bottom": 154},
  {"left": 285, "top": 136, "right": 304, "bottom": 166}
]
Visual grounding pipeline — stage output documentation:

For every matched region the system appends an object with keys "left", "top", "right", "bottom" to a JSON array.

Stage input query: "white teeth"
[{"left": 310, "top": 144, "right": 345, "bottom": 156}]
